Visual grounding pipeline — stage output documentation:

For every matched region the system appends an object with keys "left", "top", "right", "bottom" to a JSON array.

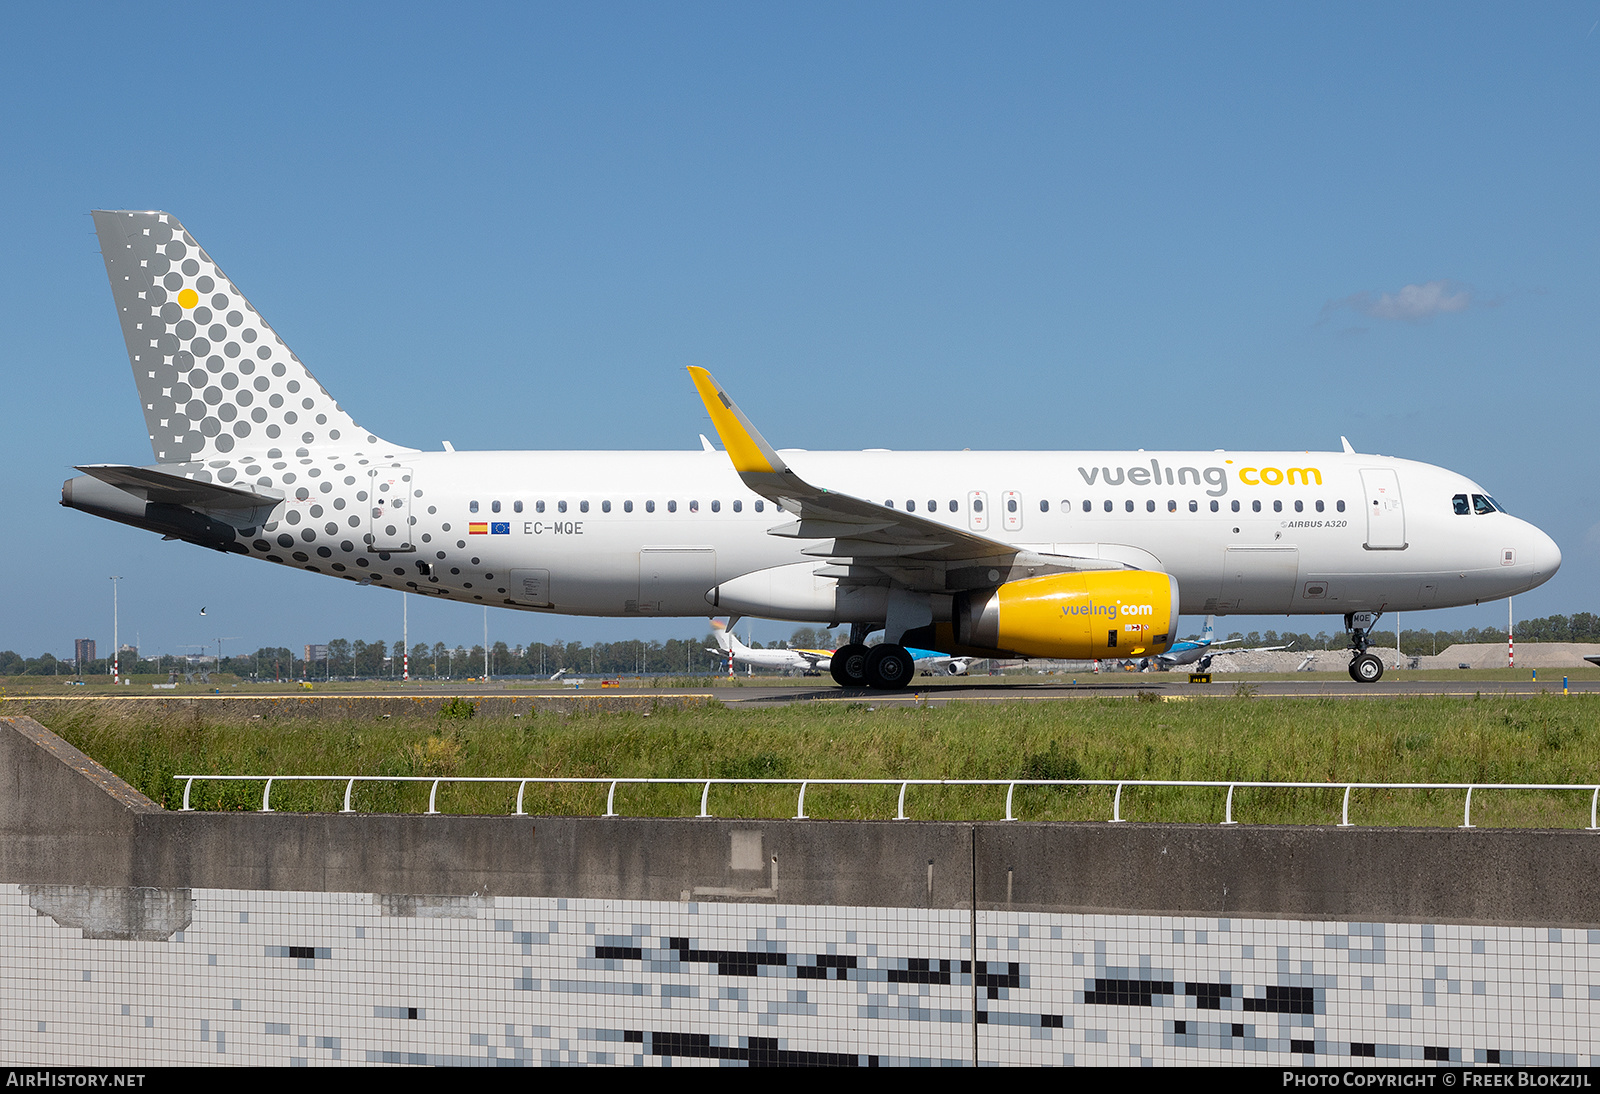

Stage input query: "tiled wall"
[{"left": 2, "top": 884, "right": 1593, "bottom": 1066}]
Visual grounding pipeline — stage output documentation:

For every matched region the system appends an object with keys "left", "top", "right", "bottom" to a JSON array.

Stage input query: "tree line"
[
  {"left": 0, "top": 625, "right": 842, "bottom": 679},
  {"left": 9, "top": 614, "right": 1600, "bottom": 678}
]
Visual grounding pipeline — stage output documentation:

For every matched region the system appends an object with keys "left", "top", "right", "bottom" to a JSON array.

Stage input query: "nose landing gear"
[{"left": 1345, "top": 611, "right": 1385, "bottom": 683}]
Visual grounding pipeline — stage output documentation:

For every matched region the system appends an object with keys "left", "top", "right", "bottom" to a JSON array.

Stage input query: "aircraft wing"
[
  {"left": 687, "top": 368, "right": 1129, "bottom": 590},
  {"left": 1204, "top": 642, "right": 1293, "bottom": 658}
]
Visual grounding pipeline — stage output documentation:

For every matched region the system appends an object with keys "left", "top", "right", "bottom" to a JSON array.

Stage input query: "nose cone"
[{"left": 1526, "top": 522, "right": 1561, "bottom": 589}]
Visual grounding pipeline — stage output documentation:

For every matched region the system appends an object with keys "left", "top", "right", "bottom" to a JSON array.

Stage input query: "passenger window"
[
  {"left": 1472, "top": 494, "right": 1496, "bottom": 515},
  {"left": 1252, "top": 500, "right": 1261, "bottom": 513},
  {"left": 1188, "top": 500, "right": 1198, "bottom": 512},
  {"left": 1007, "top": 498, "right": 1018, "bottom": 513},
  {"left": 1146, "top": 500, "right": 1155, "bottom": 512},
  {"left": 1453, "top": 494, "right": 1470, "bottom": 515},
  {"left": 885, "top": 500, "right": 894, "bottom": 508},
  {"left": 755, "top": 501, "right": 764, "bottom": 512},
  {"left": 514, "top": 500, "right": 523, "bottom": 514},
  {"left": 668, "top": 500, "right": 677, "bottom": 513},
  {"left": 646, "top": 500, "right": 655, "bottom": 513},
  {"left": 1125, "top": 500, "right": 1134, "bottom": 512},
  {"left": 623, "top": 500, "right": 633, "bottom": 513},
  {"left": 1167, "top": 500, "right": 1176, "bottom": 512},
  {"left": 1210, "top": 500, "right": 1219, "bottom": 512},
  {"left": 580, "top": 500, "right": 589, "bottom": 513},
  {"left": 1104, "top": 500, "right": 1113, "bottom": 512},
  {"left": 1336, "top": 500, "right": 1345, "bottom": 512},
  {"left": 491, "top": 500, "right": 501, "bottom": 513},
  {"left": 469, "top": 501, "right": 479, "bottom": 513},
  {"left": 1040, "top": 500, "right": 1050, "bottom": 512},
  {"left": 601, "top": 500, "right": 611, "bottom": 513},
  {"left": 689, "top": 500, "right": 698, "bottom": 513},
  {"left": 1316, "top": 500, "right": 1324, "bottom": 513},
  {"left": 732, "top": 500, "right": 742, "bottom": 513},
  {"left": 948, "top": 500, "right": 958, "bottom": 513},
  {"left": 1273, "top": 500, "right": 1282, "bottom": 513},
  {"left": 1294, "top": 500, "right": 1303, "bottom": 513},
  {"left": 536, "top": 500, "right": 545, "bottom": 513},
  {"left": 711, "top": 500, "right": 721, "bottom": 513},
  {"left": 558, "top": 500, "right": 568, "bottom": 513},
  {"left": 1083, "top": 500, "right": 1092, "bottom": 513},
  {"left": 973, "top": 499, "right": 984, "bottom": 512},
  {"left": 928, "top": 500, "right": 937, "bottom": 512}
]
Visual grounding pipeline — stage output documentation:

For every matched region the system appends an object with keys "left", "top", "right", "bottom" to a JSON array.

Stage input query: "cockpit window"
[
  {"left": 1472, "top": 494, "right": 1497, "bottom": 515},
  {"left": 1453, "top": 494, "right": 1470, "bottom": 515},
  {"left": 1486, "top": 495, "right": 1507, "bottom": 514}
]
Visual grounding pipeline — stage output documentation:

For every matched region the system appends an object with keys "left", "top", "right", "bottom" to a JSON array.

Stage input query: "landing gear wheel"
[
  {"left": 1351, "top": 653, "right": 1384, "bottom": 684},
  {"left": 830, "top": 643, "right": 871, "bottom": 687},
  {"left": 865, "top": 645, "right": 915, "bottom": 690}
]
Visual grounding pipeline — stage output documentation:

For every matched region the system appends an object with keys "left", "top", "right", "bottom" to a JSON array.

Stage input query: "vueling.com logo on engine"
[{"left": 1061, "top": 601, "right": 1154, "bottom": 620}]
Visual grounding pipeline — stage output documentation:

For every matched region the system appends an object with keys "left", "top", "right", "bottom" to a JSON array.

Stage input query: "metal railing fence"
[{"left": 172, "top": 774, "right": 1600, "bottom": 829}]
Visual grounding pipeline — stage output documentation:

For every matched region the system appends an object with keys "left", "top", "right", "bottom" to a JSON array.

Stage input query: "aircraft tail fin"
[
  {"left": 91, "top": 210, "right": 407, "bottom": 463},
  {"left": 1201, "top": 615, "right": 1216, "bottom": 645}
]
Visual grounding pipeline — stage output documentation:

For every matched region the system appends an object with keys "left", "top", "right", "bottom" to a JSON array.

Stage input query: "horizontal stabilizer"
[{"left": 75, "top": 464, "right": 283, "bottom": 525}]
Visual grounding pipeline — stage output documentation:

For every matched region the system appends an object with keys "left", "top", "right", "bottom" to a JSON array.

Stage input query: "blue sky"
[{"left": 3, "top": 3, "right": 1598, "bottom": 658}]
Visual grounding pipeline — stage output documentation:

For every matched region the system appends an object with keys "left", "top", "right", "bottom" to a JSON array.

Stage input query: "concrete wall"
[{"left": 4, "top": 715, "right": 1596, "bottom": 926}]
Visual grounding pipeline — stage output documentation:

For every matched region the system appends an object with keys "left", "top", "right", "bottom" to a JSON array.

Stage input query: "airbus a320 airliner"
[{"left": 63, "top": 211, "right": 1561, "bottom": 688}]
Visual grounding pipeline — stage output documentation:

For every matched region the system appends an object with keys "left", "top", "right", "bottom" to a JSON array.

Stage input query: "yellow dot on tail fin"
[{"left": 177, "top": 288, "right": 198, "bottom": 309}]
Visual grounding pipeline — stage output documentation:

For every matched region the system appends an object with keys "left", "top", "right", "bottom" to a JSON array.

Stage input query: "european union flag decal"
[{"left": 491, "top": 522, "right": 511, "bottom": 535}]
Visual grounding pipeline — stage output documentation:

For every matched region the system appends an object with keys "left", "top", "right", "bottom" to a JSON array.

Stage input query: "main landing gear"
[
  {"left": 829, "top": 626, "right": 916, "bottom": 690},
  {"left": 829, "top": 643, "right": 915, "bottom": 689},
  {"left": 1345, "top": 611, "right": 1385, "bottom": 684}
]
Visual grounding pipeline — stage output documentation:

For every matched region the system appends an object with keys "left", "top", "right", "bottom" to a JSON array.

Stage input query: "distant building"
[
  {"left": 305, "top": 644, "right": 329, "bottom": 664},
  {"left": 74, "top": 639, "right": 96, "bottom": 670}
]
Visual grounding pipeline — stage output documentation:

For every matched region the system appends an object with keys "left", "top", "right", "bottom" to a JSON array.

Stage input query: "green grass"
[{"left": 26, "top": 693, "right": 1600, "bottom": 827}]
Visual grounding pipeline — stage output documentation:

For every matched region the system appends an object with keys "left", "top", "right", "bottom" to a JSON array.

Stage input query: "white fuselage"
[{"left": 281, "top": 446, "right": 1556, "bottom": 623}]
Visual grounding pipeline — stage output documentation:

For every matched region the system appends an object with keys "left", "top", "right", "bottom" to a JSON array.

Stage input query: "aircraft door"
[
  {"left": 369, "top": 466, "right": 417, "bottom": 552},
  {"left": 1002, "top": 491, "right": 1023, "bottom": 532},
  {"left": 1360, "top": 469, "right": 1407, "bottom": 550},
  {"left": 968, "top": 491, "right": 989, "bottom": 532}
]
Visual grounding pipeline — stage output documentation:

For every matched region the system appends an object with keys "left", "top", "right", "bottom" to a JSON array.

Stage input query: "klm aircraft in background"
[
  {"left": 64, "top": 211, "right": 1561, "bottom": 689},
  {"left": 1127, "top": 616, "right": 1290, "bottom": 672},
  {"left": 908, "top": 649, "right": 978, "bottom": 676}
]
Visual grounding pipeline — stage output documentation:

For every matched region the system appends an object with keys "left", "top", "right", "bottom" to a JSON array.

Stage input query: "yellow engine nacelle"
[{"left": 951, "top": 570, "right": 1180, "bottom": 659}]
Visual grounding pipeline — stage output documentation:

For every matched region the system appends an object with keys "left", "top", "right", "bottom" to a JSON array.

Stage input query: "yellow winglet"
[{"left": 686, "top": 366, "right": 783, "bottom": 475}]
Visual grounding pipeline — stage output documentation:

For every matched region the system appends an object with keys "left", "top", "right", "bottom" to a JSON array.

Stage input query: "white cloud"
[{"left": 1326, "top": 280, "right": 1475, "bottom": 323}]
